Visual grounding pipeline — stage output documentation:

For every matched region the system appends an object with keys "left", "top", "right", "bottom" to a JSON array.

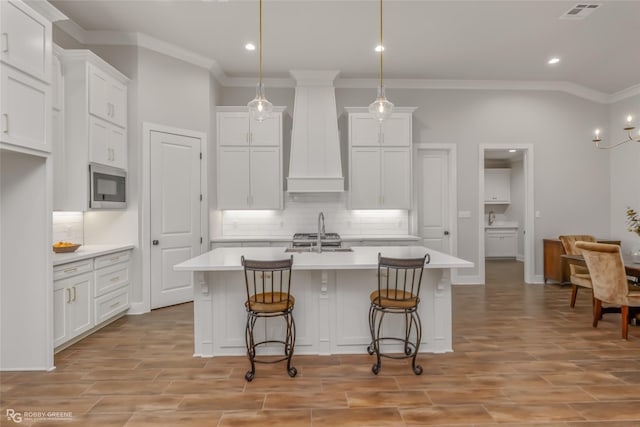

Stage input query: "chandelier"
[
  {"left": 247, "top": 0, "right": 273, "bottom": 122},
  {"left": 368, "top": 0, "right": 393, "bottom": 122},
  {"left": 592, "top": 115, "right": 640, "bottom": 149}
]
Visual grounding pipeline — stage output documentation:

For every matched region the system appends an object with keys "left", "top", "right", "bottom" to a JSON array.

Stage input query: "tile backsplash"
[
  {"left": 221, "top": 193, "right": 409, "bottom": 237},
  {"left": 52, "top": 212, "right": 84, "bottom": 244}
]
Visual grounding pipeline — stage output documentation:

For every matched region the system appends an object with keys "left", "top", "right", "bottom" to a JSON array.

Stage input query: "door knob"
[
  {"left": 444, "top": 231, "right": 450, "bottom": 236},
  {"left": 152, "top": 240, "right": 159, "bottom": 245}
]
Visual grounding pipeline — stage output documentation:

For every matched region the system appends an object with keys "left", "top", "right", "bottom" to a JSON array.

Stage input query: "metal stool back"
[
  {"left": 241, "top": 255, "right": 297, "bottom": 381},
  {"left": 368, "top": 252, "right": 430, "bottom": 375}
]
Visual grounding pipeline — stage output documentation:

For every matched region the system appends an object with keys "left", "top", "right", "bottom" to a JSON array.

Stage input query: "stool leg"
[
  {"left": 404, "top": 311, "right": 413, "bottom": 356},
  {"left": 367, "top": 303, "right": 376, "bottom": 356},
  {"left": 411, "top": 310, "right": 423, "bottom": 375},
  {"left": 371, "top": 309, "right": 384, "bottom": 375},
  {"left": 570, "top": 284, "right": 578, "bottom": 308},
  {"left": 286, "top": 312, "right": 297, "bottom": 377},
  {"left": 244, "top": 314, "right": 257, "bottom": 381}
]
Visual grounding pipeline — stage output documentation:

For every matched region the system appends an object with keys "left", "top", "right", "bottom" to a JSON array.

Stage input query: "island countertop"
[{"left": 174, "top": 245, "right": 473, "bottom": 272}]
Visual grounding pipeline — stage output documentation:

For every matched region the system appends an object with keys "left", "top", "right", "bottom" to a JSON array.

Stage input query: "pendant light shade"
[
  {"left": 248, "top": 82, "right": 273, "bottom": 122},
  {"left": 369, "top": 0, "right": 393, "bottom": 122},
  {"left": 247, "top": 0, "right": 272, "bottom": 122}
]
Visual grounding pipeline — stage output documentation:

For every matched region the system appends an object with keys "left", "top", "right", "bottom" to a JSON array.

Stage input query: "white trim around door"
[
  {"left": 131, "top": 123, "right": 208, "bottom": 314},
  {"left": 478, "top": 144, "right": 536, "bottom": 284}
]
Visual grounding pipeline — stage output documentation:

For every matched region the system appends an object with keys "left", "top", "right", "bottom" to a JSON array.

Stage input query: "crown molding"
[
  {"left": 608, "top": 83, "right": 640, "bottom": 104},
  {"left": 54, "top": 24, "right": 638, "bottom": 104},
  {"left": 24, "top": 0, "right": 68, "bottom": 22}
]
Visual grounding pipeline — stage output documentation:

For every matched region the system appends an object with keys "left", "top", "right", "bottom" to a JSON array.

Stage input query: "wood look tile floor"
[{"left": 3, "top": 260, "right": 640, "bottom": 426}]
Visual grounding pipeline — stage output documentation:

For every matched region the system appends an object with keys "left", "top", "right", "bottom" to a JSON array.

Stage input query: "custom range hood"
[{"left": 287, "top": 70, "right": 344, "bottom": 192}]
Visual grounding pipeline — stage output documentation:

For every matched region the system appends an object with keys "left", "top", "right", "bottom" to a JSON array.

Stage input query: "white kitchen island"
[{"left": 174, "top": 246, "right": 473, "bottom": 357}]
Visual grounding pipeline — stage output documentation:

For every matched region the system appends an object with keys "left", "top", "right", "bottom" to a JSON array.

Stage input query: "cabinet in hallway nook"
[
  {"left": 216, "top": 107, "right": 285, "bottom": 210},
  {"left": 346, "top": 107, "right": 416, "bottom": 209},
  {"left": 484, "top": 168, "right": 511, "bottom": 203}
]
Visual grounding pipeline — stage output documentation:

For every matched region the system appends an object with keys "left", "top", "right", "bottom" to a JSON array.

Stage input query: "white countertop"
[
  {"left": 211, "top": 235, "right": 421, "bottom": 243},
  {"left": 174, "top": 246, "right": 473, "bottom": 272},
  {"left": 485, "top": 222, "right": 519, "bottom": 229},
  {"left": 53, "top": 244, "right": 135, "bottom": 266}
]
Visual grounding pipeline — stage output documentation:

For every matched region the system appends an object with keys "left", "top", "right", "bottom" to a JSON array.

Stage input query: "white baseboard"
[
  {"left": 453, "top": 275, "right": 484, "bottom": 285},
  {"left": 128, "top": 301, "right": 150, "bottom": 315}
]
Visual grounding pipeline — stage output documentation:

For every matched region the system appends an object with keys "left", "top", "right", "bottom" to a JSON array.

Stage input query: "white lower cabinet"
[
  {"left": 53, "top": 260, "right": 94, "bottom": 348},
  {"left": 54, "top": 249, "right": 131, "bottom": 350},
  {"left": 485, "top": 229, "right": 517, "bottom": 258}
]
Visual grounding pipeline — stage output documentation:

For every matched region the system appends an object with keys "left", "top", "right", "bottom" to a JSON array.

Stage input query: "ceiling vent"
[{"left": 560, "top": 4, "right": 601, "bottom": 20}]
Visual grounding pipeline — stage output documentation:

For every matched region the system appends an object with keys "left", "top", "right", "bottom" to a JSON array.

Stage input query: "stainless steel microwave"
[{"left": 89, "top": 163, "right": 127, "bottom": 209}]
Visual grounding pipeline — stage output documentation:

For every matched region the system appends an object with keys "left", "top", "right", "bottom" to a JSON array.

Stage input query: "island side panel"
[
  {"left": 421, "top": 268, "right": 453, "bottom": 353},
  {"left": 194, "top": 271, "right": 213, "bottom": 357}
]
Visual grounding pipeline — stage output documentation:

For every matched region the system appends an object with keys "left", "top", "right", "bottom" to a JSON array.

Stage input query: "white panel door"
[
  {"left": 53, "top": 281, "right": 69, "bottom": 347},
  {"left": 108, "top": 80, "right": 127, "bottom": 128},
  {"left": 381, "top": 148, "right": 411, "bottom": 208},
  {"left": 150, "top": 130, "right": 202, "bottom": 309},
  {"left": 109, "top": 125, "right": 127, "bottom": 170},
  {"left": 381, "top": 115, "right": 410, "bottom": 146},
  {"left": 0, "top": 0, "right": 51, "bottom": 82},
  {"left": 419, "top": 150, "right": 450, "bottom": 253},
  {"left": 217, "top": 112, "right": 249, "bottom": 146},
  {"left": 350, "top": 114, "right": 380, "bottom": 146},
  {"left": 88, "top": 115, "right": 110, "bottom": 165},
  {"left": 88, "top": 65, "right": 110, "bottom": 121},
  {"left": 350, "top": 148, "right": 381, "bottom": 208},
  {"left": 250, "top": 147, "right": 281, "bottom": 209},
  {"left": 250, "top": 114, "right": 280, "bottom": 146},
  {"left": 0, "top": 65, "right": 50, "bottom": 152},
  {"left": 218, "top": 147, "right": 250, "bottom": 209},
  {"left": 69, "top": 273, "right": 93, "bottom": 337}
]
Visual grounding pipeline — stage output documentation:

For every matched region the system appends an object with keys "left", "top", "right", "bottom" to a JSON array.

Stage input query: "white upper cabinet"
[
  {"left": 217, "top": 110, "right": 280, "bottom": 147},
  {"left": 0, "top": 0, "right": 51, "bottom": 83},
  {"left": 349, "top": 113, "right": 411, "bottom": 147},
  {"left": 88, "top": 64, "right": 126, "bottom": 128},
  {"left": 0, "top": 0, "right": 52, "bottom": 154},
  {"left": 484, "top": 168, "right": 511, "bottom": 204},
  {"left": 347, "top": 108, "right": 415, "bottom": 209},
  {"left": 216, "top": 107, "right": 284, "bottom": 210}
]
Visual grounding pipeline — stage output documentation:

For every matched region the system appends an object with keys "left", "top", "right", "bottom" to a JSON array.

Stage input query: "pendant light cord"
[
  {"left": 259, "top": 0, "right": 263, "bottom": 86},
  {"left": 379, "top": 0, "right": 383, "bottom": 90}
]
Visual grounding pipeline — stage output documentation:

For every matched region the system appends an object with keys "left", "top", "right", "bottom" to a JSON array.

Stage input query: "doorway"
[
  {"left": 478, "top": 144, "right": 535, "bottom": 284},
  {"left": 139, "top": 124, "right": 208, "bottom": 313}
]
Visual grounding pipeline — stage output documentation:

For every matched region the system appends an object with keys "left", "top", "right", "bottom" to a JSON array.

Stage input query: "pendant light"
[
  {"left": 368, "top": 0, "right": 393, "bottom": 122},
  {"left": 247, "top": 0, "right": 273, "bottom": 122}
]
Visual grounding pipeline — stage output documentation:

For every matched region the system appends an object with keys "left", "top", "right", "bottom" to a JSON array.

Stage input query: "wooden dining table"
[{"left": 561, "top": 253, "right": 640, "bottom": 280}]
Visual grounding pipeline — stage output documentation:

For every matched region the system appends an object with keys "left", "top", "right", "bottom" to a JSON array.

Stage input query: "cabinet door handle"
[
  {"left": 66, "top": 288, "right": 71, "bottom": 304},
  {"left": 110, "top": 276, "right": 120, "bottom": 282},
  {"left": 2, "top": 113, "right": 8, "bottom": 134},
  {"left": 63, "top": 267, "right": 77, "bottom": 273},
  {"left": 109, "top": 301, "right": 120, "bottom": 308},
  {"left": 1, "top": 33, "right": 8, "bottom": 53},
  {"left": 72, "top": 286, "right": 77, "bottom": 302}
]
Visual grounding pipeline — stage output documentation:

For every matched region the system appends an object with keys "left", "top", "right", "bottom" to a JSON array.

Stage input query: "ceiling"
[{"left": 48, "top": 0, "right": 640, "bottom": 96}]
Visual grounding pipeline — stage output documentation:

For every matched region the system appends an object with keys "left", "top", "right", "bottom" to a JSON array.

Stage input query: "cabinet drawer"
[
  {"left": 94, "top": 262, "right": 130, "bottom": 297},
  {"left": 94, "top": 287, "right": 129, "bottom": 325},
  {"left": 94, "top": 250, "right": 131, "bottom": 269},
  {"left": 54, "top": 259, "right": 94, "bottom": 281}
]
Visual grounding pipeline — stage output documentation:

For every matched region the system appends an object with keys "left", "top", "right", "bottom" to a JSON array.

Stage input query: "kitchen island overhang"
[{"left": 174, "top": 246, "right": 473, "bottom": 357}]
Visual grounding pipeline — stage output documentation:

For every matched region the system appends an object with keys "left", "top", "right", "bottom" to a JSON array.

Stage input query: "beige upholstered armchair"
[
  {"left": 559, "top": 235, "right": 596, "bottom": 307},
  {"left": 576, "top": 241, "right": 640, "bottom": 339}
]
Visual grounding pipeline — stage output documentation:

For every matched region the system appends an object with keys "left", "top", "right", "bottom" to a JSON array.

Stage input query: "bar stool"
[
  {"left": 367, "top": 252, "right": 429, "bottom": 375},
  {"left": 241, "top": 255, "right": 297, "bottom": 381}
]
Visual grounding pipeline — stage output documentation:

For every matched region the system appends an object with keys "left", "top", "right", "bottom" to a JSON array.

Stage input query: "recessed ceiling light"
[
  {"left": 245, "top": 43, "right": 256, "bottom": 51},
  {"left": 547, "top": 57, "right": 560, "bottom": 65},
  {"left": 375, "top": 45, "right": 384, "bottom": 53}
]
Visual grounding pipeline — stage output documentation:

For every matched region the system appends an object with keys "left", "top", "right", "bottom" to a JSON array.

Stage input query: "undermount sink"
[{"left": 285, "top": 247, "right": 353, "bottom": 253}]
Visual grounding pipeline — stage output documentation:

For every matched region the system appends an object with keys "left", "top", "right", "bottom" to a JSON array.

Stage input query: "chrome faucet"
[
  {"left": 316, "top": 212, "right": 325, "bottom": 252},
  {"left": 488, "top": 211, "right": 495, "bottom": 226}
]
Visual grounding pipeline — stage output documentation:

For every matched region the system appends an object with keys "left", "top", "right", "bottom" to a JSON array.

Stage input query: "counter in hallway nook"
[{"left": 174, "top": 246, "right": 473, "bottom": 357}]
